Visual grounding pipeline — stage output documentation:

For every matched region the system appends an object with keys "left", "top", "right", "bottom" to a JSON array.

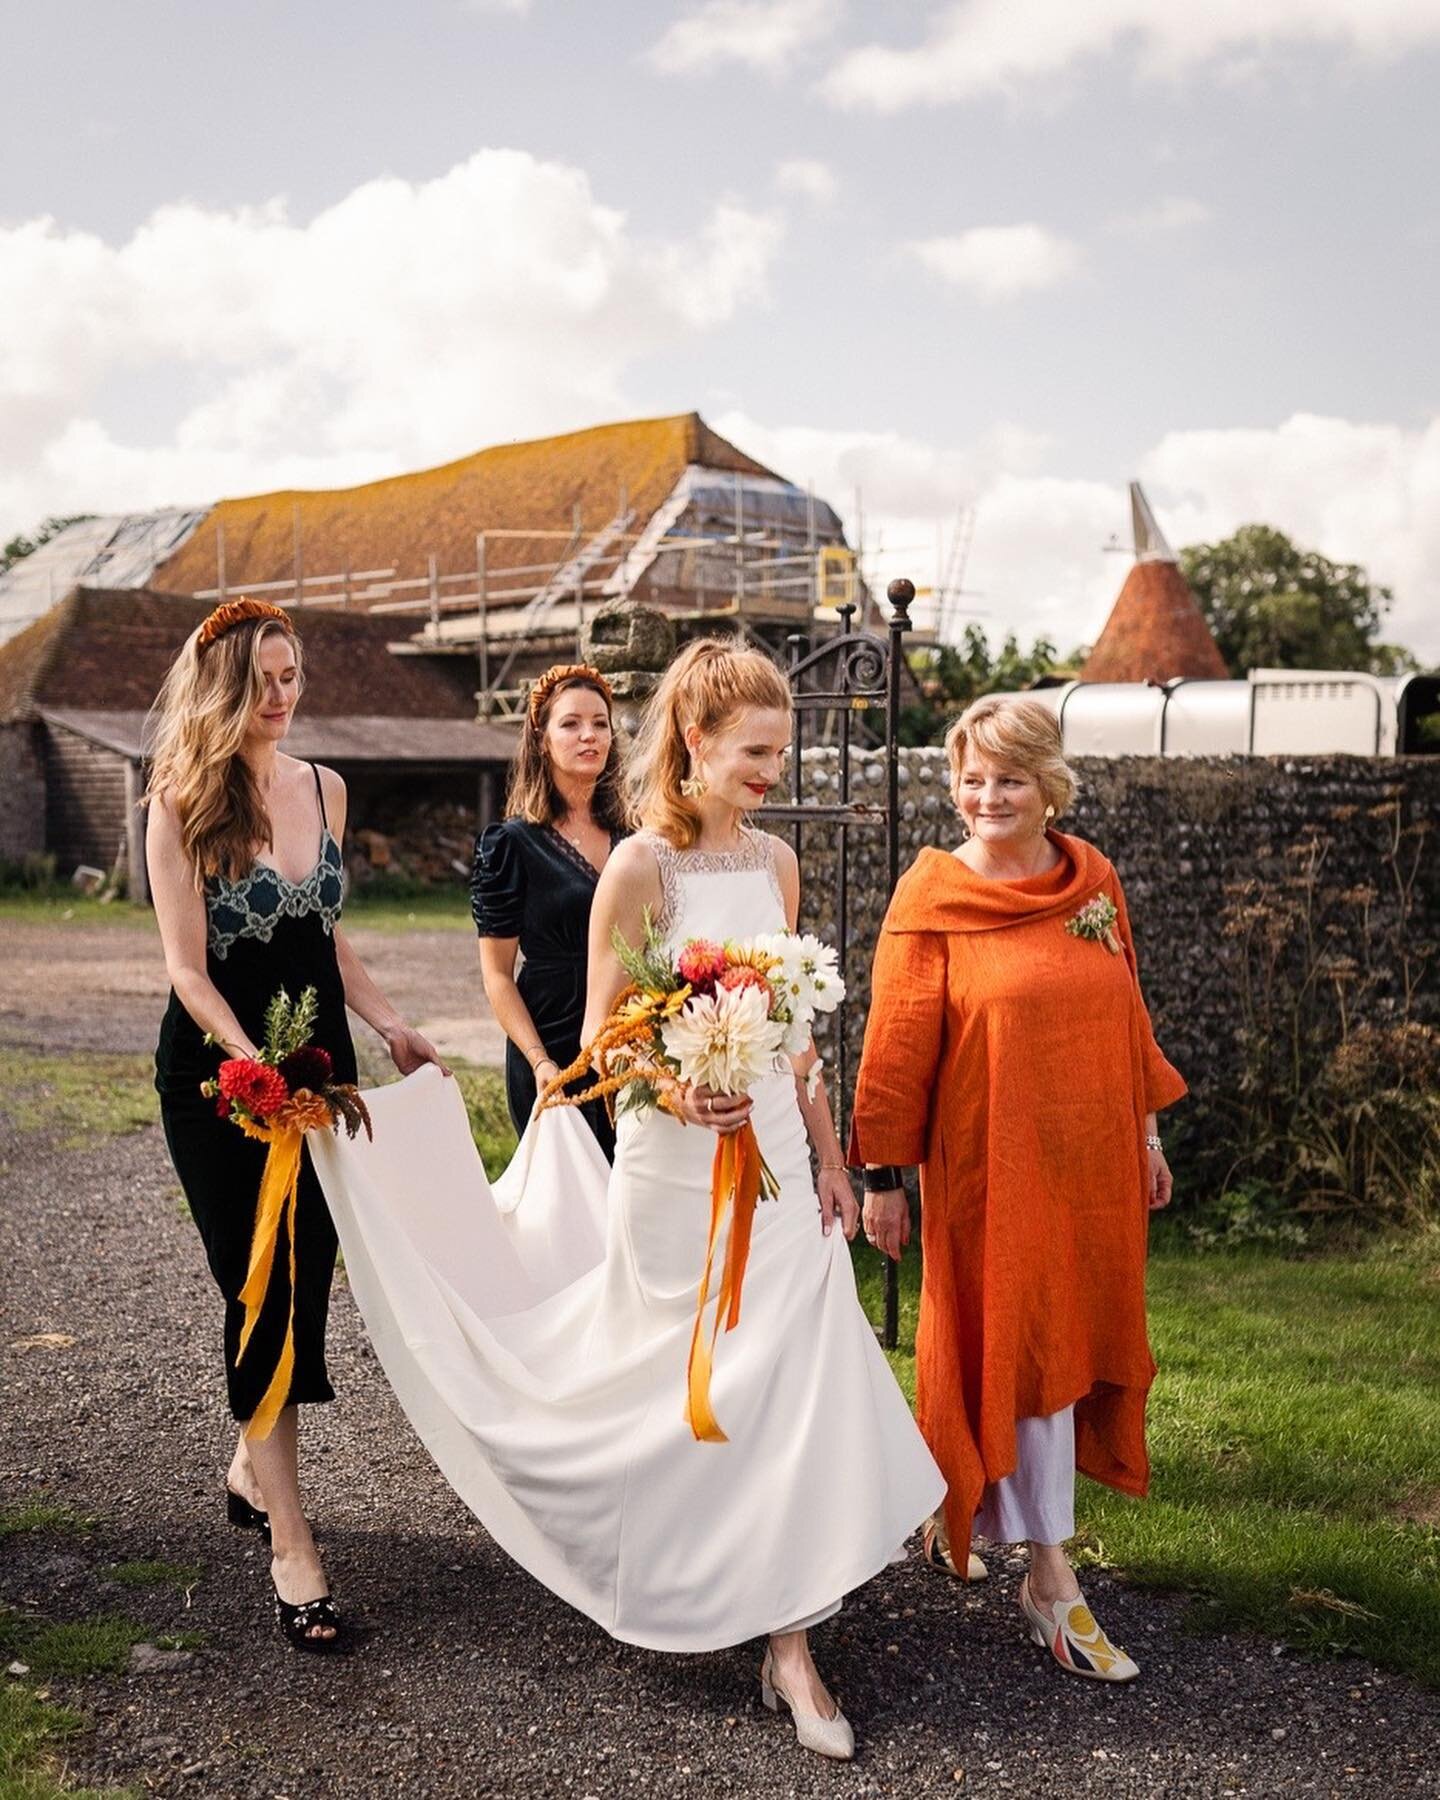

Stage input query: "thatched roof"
[
  {"left": 152, "top": 412, "right": 778, "bottom": 602},
  {"left": 0, "top": 588, "right": 480, "bottom": 726},
  {"left": 1080, "top": 560, "right": 1229, "bottom": 684}
]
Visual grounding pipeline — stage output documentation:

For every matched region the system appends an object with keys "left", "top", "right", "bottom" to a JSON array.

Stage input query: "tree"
[
  {"left": 899, "top": 625, "right": 1061, "bottom": 745},
  {"left": 1179, "top": 524, "right": 1416, "bottom": 676},
  {"left": 0, "top": 514, "right": 95, "bottom": 576}
]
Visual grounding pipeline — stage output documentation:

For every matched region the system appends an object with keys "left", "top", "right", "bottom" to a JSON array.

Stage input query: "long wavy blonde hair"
[
  {"left": 146, "top": 615, "right": 305, "bottom": 881},
  {"left": 626, "top": 636, "right": 791, "bottom": 848}
]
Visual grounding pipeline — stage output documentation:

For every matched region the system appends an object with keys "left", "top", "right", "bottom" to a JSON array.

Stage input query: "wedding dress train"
[{"left": 309, "top": 830, "right": 944, "bottom": 1651}]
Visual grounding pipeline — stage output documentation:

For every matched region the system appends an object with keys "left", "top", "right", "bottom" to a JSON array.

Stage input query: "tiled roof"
[
  {"left": 0, "top": 588, "right": 478, "bottom": 724},
  {"left": 1080, "top": 560, "right": 1229, "bottom": 683},
  {"left": 151, "top": 412, "right": 778, "bottom": 601}
]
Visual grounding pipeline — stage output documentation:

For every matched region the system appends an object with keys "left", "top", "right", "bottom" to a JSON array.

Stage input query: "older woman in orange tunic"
[{"left": 848, "top": 695, "right": 1186, "bottom": 1683}]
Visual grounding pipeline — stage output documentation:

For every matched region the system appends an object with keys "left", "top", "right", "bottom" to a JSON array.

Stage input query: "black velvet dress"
[
  {"left": 154, "top": 767, "right": 356, "bottom": 1422},
  {"left": 470, "top": 818, "right": 624, "bottom": 1160}
]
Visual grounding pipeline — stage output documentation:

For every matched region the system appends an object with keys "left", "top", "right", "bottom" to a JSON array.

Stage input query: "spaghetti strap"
[{"left": 310, "top": 762, "right": 329, "bottom": 829}]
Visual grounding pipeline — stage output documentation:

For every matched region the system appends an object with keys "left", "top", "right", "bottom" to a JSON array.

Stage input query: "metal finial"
[{"left": 887, "top": 577, "right": 915, "bottom": 621}]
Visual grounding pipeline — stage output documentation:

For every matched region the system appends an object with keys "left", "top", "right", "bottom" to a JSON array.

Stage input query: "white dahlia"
[{"left": 660, "top": 983, "right": 786, "bottom": 1096}]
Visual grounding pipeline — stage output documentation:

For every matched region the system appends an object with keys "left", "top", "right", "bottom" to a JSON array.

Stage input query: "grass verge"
[
  {"left": 105, "top": 1563, "right": 201, "bottom": 1593},
  {"left": 451, "top": 1063, "right": 519, "bottom": 1179},
  {"left": 0, "top": 1504, "right": 92, "bottom": 1542},
  {"left": 0, "top": 1682, "right": 134, "bottom": 1800},
  {"left": 0, "top": 1052, "right": 156, "bottom": 1147},
  {"left": 854, "top": 1230, "right": 1440, "bottom": 1688}
]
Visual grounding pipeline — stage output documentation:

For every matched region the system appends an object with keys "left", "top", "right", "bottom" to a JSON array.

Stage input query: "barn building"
[{"left": 0, "top": 589, "right": 512, "bottom": 894}]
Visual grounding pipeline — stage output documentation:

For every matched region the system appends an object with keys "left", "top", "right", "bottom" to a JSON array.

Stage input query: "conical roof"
[
  {"left": 1081, "top": 483, "right": 1228, "bottom": 682},
  {"left": 1080, "top": 560, "right": 1229, "bottom": 682}
]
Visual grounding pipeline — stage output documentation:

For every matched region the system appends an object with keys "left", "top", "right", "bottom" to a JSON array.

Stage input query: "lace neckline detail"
[
  {"left": 637, "top": 826, "right": 783, "bottom": 934},
  {"left": 541, "top": 820, "right": 615, "bottom": 883}
]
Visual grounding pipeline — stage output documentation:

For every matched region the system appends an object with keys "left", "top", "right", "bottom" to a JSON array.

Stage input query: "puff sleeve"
[{"left": 470, "top": 821, "right": 526, "bottom": 938}]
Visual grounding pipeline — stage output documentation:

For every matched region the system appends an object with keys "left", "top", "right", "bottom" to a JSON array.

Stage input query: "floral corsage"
[{"left": 1066, "top": 895, "right": 1121, "bottom": 954}]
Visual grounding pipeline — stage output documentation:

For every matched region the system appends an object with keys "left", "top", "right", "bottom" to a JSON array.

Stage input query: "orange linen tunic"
[{"left": 847, "top": 832, "right": 1187, "bottom": 1550}]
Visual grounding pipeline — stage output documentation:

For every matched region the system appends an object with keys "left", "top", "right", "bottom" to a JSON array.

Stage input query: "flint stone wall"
[{"left": 794, "top": 750, "right": 1440, "bottom": 1128}]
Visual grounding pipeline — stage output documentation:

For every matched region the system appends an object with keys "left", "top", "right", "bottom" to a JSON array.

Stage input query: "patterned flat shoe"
[
  {"left": 921, "top": 1516, "right": 989, "bottom": 1582},
  {"left": 1019, "top": 1576, "right": 1139, "bottom": 1682},
  {"left": 274, "top": 1589, "right": 349, "bottom": 1654}
]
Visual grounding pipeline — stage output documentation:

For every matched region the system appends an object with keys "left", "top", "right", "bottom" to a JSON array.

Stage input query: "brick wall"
[{"left": 0, "top": 723, "right": 45, "bottom": 863}]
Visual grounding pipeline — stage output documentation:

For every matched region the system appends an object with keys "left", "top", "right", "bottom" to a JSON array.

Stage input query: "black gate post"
[{"left": 882, "top": 580, "right": 913, "bottom": 1348}]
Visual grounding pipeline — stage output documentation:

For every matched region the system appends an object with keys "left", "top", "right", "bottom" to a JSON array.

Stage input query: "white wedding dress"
[{"left": 309, "top": 828, "right": 944, "bottom": 1651}]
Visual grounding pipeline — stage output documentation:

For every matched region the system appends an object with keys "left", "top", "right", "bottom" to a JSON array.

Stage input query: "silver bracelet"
[{"left": 1145, "top": 1133, "right": 1162, "bottom": 1152}]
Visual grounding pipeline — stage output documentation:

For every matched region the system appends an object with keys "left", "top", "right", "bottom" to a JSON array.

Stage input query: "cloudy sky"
[{"left": 3, "top": 0, "right": 1438, "bottom": 656}]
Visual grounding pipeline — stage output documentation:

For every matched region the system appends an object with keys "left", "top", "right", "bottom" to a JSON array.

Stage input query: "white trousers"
[{"left": 972, "top": 1406, "right": 1076, "bottom": 1546}]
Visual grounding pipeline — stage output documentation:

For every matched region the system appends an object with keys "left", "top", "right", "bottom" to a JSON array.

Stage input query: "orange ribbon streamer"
[
  {"left": 685, "top": 1119, "right": 763, "bottom": 1443},
  {"left": 234, "top": 1123, "right": 305, "bottom": 1441}
]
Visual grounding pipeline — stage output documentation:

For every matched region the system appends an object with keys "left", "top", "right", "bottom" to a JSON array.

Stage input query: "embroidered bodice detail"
[
  {"left": 635, "top": 826, "right": 786, "bottom": 938},
  {"left": 205, "top": 829, "right": 345, "bottom": 960}
]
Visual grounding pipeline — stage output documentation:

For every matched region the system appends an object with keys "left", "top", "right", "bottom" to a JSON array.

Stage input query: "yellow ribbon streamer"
[
  {"left": 234, "top": 1124, "right": 303, "bottom": 1441},
  {"left": 685, "top": 1120, "right": 763, "bottom": 1444}
]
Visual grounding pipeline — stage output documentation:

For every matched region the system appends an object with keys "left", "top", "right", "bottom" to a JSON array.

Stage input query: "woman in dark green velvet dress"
[
  {"left": 472, "top": 663, "right": 630, "bottom": 1159},
  {"left": 147, "top": 598, "right": 445, "bottom": 1650}
]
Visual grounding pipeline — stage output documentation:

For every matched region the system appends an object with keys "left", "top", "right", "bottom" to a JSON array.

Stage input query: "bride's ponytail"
[{"left": 626, "top": 637, "right": 791, "bottom": 848}]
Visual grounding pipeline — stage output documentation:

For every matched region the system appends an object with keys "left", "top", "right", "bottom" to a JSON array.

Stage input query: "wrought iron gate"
[{"left": 761, "top": 578, "right": 914, "bottom": 1346}]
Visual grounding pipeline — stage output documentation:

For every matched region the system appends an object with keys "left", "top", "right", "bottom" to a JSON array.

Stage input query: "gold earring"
[
  {"left": 680, "top": 770, "right": 707, "bottom": 800},
  {"left": 1042, "top": 805, "right": 1055, "bottom": 832}
]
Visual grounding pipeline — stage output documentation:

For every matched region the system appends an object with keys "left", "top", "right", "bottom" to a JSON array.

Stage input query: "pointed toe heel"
[
  {"left": 1019, "top": 1576, "right": 1140, "bottom": 1683},
  {"left": 759, "top": 1655, "right": 855, "bottom": 1761}
]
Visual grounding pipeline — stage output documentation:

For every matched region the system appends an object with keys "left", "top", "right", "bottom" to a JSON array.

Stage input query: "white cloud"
[
  {"left": 774, "top": 158, "right": 839, "bottom": 204},
  {"left": 822, "top": 0, "right": 1440, "bottom": 111},
  {"left": 713, "top": 409, "right": 1440, "bottom": 661},
  {"left": 649, "top": 0, "right": 841, "bottom": 77},
  {"left": 1106, "top": 195, "right": 1214, "bottom": 234},
  {"left": 462, "top": 0, "right": 531, "bottom": 13},
  {"left": 907, "top": 225, "right": 1082, "bottom": 301},
  {"left": 1139, "top": 413, "right": 1440, "bottom": 656},
  {"left": 0, "top": 148, "right": 782, "bottom": 535}
]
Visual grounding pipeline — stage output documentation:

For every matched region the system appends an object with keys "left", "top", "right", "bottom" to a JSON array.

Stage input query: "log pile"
[{"left": 346, "top": 798, "right": 477, "bottom": 887}]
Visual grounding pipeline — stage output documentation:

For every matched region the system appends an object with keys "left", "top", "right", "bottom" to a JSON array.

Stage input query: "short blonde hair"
[{"left": 943, "top": 695, "right": 1077, "bottom": 820}]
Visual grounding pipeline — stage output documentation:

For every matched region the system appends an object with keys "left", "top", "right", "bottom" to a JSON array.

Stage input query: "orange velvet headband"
[
  {"left": 197, "top": 597, "right": 292, "bottom": 648},
  {"left": 527, "top": 662, "right": 613, "bottom": 725}
]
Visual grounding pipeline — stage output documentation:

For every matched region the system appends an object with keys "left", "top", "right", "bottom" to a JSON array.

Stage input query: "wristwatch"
[{"left": 862, "top": 1164, "right": 905, "bottom": 1193}]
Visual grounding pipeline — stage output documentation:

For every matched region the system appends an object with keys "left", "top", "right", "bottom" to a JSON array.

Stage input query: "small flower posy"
[
  {"left": 203, "top": 986, "right": 371, "bottom": 1142},
  {"left": 1066, "top": 895, "right": 1122, "bottom": 955}
]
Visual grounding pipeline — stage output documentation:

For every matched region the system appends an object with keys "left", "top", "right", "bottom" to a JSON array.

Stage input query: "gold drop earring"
[{"left": 680, "top": 762, "right": 708, "bottom": 800}]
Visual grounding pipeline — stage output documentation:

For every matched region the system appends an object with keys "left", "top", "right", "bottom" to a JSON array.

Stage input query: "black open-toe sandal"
[
  {"left": 226, "top": 1487, "right": 271, "bottom": 1542},
  {"left": 274, "top": 1590, "right": 348, "bottom": 1654}
]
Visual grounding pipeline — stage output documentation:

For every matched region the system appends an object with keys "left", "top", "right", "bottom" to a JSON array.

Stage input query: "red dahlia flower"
[
  {"left": 717, "top": 964, "right": 773, "bottom": 1007},
  {"left": 677, "top": 939, "right": 727, "bottom": 993},
  {"left": 279, "top": 1045, "right": 333, "bottom": 1093},
  {"left": 218, "top": 1057, "right": 290, "bottom": 1119}
]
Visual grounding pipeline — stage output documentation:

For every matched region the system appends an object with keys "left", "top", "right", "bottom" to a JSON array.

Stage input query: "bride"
[{"left": 309, "top": 637, "right": 944, "bottom": 1761}]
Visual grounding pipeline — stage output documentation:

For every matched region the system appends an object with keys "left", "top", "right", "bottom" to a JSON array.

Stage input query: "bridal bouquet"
[
  {"left": 540, "top": 921, "right": 843, "bottom": 1443},
  {"left": 202, "top": 987, "right": 371, "bottom": 1439}
]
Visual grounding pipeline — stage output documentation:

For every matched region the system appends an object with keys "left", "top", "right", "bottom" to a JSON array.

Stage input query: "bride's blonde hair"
[
  {"left": 146, "top": 611, "right": 305, "bottom": 881},
  {"left": 626, "top": 636, "right": 791, "bottom": 848}
]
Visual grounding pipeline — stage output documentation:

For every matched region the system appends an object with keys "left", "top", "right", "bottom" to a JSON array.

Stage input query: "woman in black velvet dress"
[
  {"left": 472, "top": 663, "right": 629, "bottom": 1158},
  {"left": 146, "top": 598, "right": 444, "bottom": 1650}
]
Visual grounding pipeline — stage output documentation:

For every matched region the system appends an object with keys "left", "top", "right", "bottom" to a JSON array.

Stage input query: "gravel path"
[
  {"left": 3, "top": 1105, "right": 1432, "bottom": 1799},
  {"left": 0, "top": 918, "right": 504, "bottom": 1065}
]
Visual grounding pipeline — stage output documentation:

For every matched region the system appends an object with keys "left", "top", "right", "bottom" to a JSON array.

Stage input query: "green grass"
[
  {"left": 341, "top": 885, "right": 472, "bottom": 931},
  {"left": 0, "top": 1682, "right": 134, "bottom": 1800},
  {"left": 0, "top": 892, "right": 150, "bottom": 929},
  {"left": 452, "top": 1063, "right": 519, "bottom": 1178},
  {"left": 0, "top": 1505, "right": 92, "bottom": 1542},
  {"left": 0, "top": 1616, "right": 144, "bottom": 1684},
  {"left": 105, "top": 1563, "right": 200, "bottom": 1593},
  {"left": 0, "top": 1052, "right": 156, "bottom": 1147},
  {"left": 853, "top": 1231, "right": 1440, "bottom": 1687},
  {"left": 0, "top": 883, "right": 472, "bottom": 933}
]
